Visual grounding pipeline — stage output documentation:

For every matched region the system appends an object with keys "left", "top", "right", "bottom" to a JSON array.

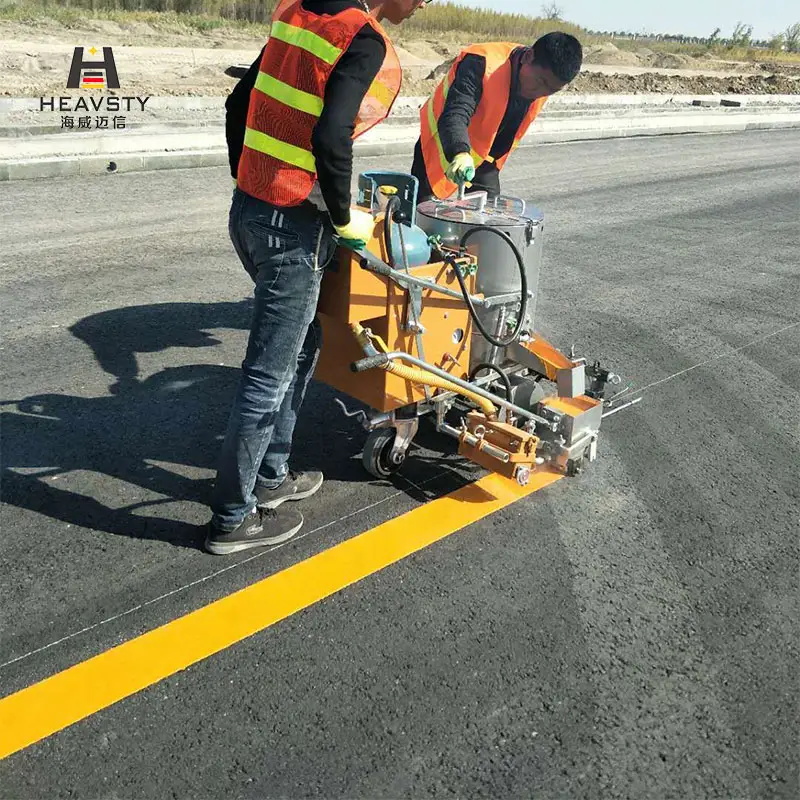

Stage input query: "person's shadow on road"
[{"left": 1, "top": 301, "right": 458, "bottom": 551}]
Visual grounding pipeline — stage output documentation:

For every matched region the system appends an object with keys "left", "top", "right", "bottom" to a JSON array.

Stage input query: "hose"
[
  {"left": 469, "top": 362, "right": 512, "bottom": 401},
  {"left": 383, "top": 194, "right": 401, "bottom": 268},
  {"left": 349, "top": 322, "right": 497, "bottom": 419},
  {"left": 384, "top": 361, "right": 497, "bottom": 419},
  {"left": 451, "top": 225, "right": 528, "bottom": 349}
]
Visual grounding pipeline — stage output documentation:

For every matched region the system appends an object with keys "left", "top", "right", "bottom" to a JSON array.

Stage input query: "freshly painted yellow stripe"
[
  {"left": 0, "top": 469, "right": 562, "bottom": 761},
  {"left": 269, "top": 20, "right": 341, "bottom": 65},
  {"left": 254, "top": 71, "right": 323, "bottom": 117},
  {"left": 244, "top": 127, "right": 316, "bottom": 173}
]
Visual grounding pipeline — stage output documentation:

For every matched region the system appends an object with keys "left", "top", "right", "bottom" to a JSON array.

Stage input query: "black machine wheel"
[
  {"left": 565, "top": 457, "right": 583, "bottom": 477},
  {"left": 362, "top": 428, "right": 404, "bottom": 478}
]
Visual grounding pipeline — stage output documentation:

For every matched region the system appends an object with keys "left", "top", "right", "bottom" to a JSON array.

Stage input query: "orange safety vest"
[
  {"left": 419, "top": 42, "right": 547, "bottom": 199},
  {"left": 237, "top": 0, "right": 401, "bottom": 207}
]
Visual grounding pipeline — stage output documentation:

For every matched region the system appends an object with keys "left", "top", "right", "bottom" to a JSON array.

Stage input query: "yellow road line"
[{"left": 0, "top": 469, "right": 562, "bottom": 760}]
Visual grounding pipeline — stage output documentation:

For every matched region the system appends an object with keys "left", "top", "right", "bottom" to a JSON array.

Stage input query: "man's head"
[
  {"left": 518, "top": 31, "right": 583, "bottom": 100},
  {"left": 371, "top": 0, "right": 431, "bottom": 25}
]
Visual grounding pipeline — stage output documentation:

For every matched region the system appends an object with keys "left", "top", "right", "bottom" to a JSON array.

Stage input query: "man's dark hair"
[{"left": 532, "top": 32, "right": 583, "bottom": 83}]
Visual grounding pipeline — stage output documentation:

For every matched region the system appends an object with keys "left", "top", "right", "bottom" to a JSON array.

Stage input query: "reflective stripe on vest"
[
  {"left": 254, "top": 70, "right": 324, "bottom": 117},
  {"left": 269, "top": 19, "right": 342, "bottom": 64},
  {"left": 420, "top": 43, "right": 543, "bottom": 198},
  {"left": 244, "top": 126, "right": 316, "bottom": 173},
  {"left": 424, "top": 72, "right": 451, "bottom": 175},
  {"left": 236, "top": 0, "right": 401, "bottom": 207}
]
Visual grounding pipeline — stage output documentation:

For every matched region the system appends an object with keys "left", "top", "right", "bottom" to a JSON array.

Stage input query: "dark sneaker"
[
  {"left": 205, "top": 507, "right": 303, "bottom": 555},
  {"left": 255, "top": 470, "right": 323, "bottom": 510}
]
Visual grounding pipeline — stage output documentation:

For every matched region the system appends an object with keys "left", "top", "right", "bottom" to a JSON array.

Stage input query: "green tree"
[
  {"left": 730, "top": 21, "right": 753, "bottom": 47},
  {"left": 784, "top": 22, "right": 800, "bottom": 52},
  {"left": 541, "top": 2, "right": 562, "bottom": 21}
]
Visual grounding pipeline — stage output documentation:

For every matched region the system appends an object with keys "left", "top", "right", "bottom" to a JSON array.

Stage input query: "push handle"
[{"left": 351, "top": 353, "right": 390, "bottom": 373}]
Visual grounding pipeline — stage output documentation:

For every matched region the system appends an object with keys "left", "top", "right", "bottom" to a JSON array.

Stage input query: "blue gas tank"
[
  {"left": 387, "top": 221, "right": 431, "bottom": 268},
  {"left": 357, "top": 170, "right": 432, "bottom": 268}
]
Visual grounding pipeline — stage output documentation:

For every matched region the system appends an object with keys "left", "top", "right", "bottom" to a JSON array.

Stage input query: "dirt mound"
[
  {"left": 583, "top": 42, "right": 641, "bottom": 66},
  {"left": 568, "top": 71, "right": 800, "bottom": 95},
  {"left": 392, "top": 44, "right": 434, "bottom": 67},
  {"left": 1, "top": 18, "right": 799, "bottom": 98},
  {"left": 646, "top": 52, "right": 701, "bottom": 69},
  {"left": 425, "top": 59, "right": 453, "bottom": 81},
  {"left": 397, "top": 40, "right": 447, "bottom": 64},
  {"left": 756, "top": 60, "right": 800, "bottom": 77}
]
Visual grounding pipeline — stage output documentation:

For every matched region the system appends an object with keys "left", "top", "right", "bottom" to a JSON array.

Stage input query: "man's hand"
[
  {"left": 333, "top": 208, "right": 375, "bottom": 250},
  {"left": 446, "top": 152, "right": 476, "bottom": 184}
]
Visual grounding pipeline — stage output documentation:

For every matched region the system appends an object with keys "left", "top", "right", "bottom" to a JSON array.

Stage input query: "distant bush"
[
  {"left": 395, "top": 1, "right": 585, "bottom": 41},
  {"left": 1, "top": 0, "right": 586, "bottom": 39},
  {"left": 3, "top": 1, "right": 799, "bottom": 64}
]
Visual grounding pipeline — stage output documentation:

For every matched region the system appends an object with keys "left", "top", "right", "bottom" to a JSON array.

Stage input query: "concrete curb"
[
  {"left": 2, "top": 111, "right": 799, "bottom": 182},
  {"left": 5, "top": 93, "right": 798, "bottom": 114}
]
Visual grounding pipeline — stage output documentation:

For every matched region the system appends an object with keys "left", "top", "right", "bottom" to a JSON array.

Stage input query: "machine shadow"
[{"left": 2, "top": 301, "right": 473, "bottom": 549}]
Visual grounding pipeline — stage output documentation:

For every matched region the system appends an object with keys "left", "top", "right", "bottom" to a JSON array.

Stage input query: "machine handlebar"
[{"left": 351, "top": 354, "right": 390, "bottom": 373}]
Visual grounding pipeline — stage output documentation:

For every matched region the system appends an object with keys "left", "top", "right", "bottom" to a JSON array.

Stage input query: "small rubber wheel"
[
  {"left": 566, "top": 457, "right": 583, "bottom": 477},
  {"left": 362, "top": 428, "right": 403, "bottom": 479}
]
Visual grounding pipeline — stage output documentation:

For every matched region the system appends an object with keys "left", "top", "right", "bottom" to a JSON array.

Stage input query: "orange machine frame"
[{"left": 315, "top": 225, "right": 479, "bottom": 413}]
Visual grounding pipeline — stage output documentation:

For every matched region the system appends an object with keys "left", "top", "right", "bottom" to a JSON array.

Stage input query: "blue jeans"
[{"left": 211, "top": 188, "right": 337, "bottom": 531}]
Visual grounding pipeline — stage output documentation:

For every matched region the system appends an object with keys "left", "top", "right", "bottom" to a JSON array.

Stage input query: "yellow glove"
[
  {"left": 333, "top": 208, "right": 375, "bottom": 250},
  {"left": 445, "top": 152, "right": 476, "bottom": 184}
]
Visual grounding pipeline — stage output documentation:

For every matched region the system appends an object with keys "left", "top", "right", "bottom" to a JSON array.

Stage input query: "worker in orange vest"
[
  {"left": 412, "top": 33, "right": 583, "bottom": 200},
  {"left": 208, "top": 0, "right": 428, "bottom": 555}
]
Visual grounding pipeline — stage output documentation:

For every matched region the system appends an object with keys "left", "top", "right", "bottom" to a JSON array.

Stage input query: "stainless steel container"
[{"left": 416, "top": 193, "right": 544, "bottom": 369}]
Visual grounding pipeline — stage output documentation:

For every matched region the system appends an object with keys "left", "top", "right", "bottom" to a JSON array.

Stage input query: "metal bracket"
[
  {"left": 389, "top": 417, "right": 419, "bottom": 464},
  {"left": 482, "top": 290, "right": 532, "bottom": 310},
  {"left": 406, "top": 284, "right": 425, "bottom": 334}
]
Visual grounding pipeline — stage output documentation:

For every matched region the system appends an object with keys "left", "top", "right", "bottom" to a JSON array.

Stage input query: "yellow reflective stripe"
[
  {"left": 426, "top": 96, "right": 449, "bottom": 174},
  {"left": 423, "top": 70, "right": 455, "bottom": 176},
  {"left": 244, "top": 127, "right": 316, "bottom": 173},
  {"left": 367, "top": 77, "right": 394, "bottom": 109},
  {"left": 427, "top": 71, "right": 487, "bottom": 176},
  {"left": 254, "top": 70, "right": 323, "bottom": 116},
  {"left": 269, "top": 20, "right": 342, "bottom": 65}
]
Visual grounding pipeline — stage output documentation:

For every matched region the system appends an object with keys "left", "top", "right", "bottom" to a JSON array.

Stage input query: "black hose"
[
  {"left": 383, "top": 194, "right": 401, "bottom": 268},
  {"left": 452, "top": 225, "right": 528, "bottom": 349},
  {"left": 469, "top": 362, "right": 512, "bottom": 401}
]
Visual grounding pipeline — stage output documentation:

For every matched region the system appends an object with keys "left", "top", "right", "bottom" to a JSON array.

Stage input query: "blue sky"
[{"left": 451, "top": 1, "right": 797, "bottom": 41}]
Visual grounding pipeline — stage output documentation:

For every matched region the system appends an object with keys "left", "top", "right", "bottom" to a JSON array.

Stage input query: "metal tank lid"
[{"left": 416, "top": 191, "right": 543, "bottom": 226}]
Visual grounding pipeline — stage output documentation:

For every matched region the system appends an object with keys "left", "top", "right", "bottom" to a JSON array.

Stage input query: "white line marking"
[
  {"left": 0, "top": 472, "right": 453, "bottom": 672},
  {"left": 612, "top": 321, "right": 799, "bottom": 403}
]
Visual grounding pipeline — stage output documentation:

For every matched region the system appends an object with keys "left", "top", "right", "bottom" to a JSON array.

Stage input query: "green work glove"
[
  {"left": 445, "top": 152, "right": 476, "bottom": 184},
  {"left": 333, "top": 208, "right": 375, "bottom": 250}
]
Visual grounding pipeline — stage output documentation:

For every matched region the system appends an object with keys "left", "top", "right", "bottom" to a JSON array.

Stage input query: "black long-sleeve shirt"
[
  {"left": 412, "top": 46, "right": 530, "bottom": 199},
  {"left": 225, "top": 0, "right": 385, "bottom": 226}
]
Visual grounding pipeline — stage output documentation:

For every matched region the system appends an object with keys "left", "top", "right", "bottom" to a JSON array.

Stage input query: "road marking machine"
[{"left": 315, "top": 171, "right": 639, "bottom": 483}]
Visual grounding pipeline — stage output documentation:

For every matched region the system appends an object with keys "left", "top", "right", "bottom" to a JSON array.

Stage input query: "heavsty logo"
[
  {"left": 66, "top": 46, "right": 120, "bottom": 89},
  {"left": 38, "top": 46, "right": 151, "bottom": 131}
]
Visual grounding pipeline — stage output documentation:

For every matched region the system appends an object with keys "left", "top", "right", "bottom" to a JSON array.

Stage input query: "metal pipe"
[
  {"left": 601, "top": 396, "right": 643, "bottom": 418},
  {"left": 358, "top": 250, "right": 487, "bottom": 307},
  {"left": 378, "top": 350, "right": 552, "bottom": 426},
  {"left": 437, "top": 423, "right": 511, "bottom": 463},
  {"left": 486, "top": 305, "right": 508, "bottom": 366}
]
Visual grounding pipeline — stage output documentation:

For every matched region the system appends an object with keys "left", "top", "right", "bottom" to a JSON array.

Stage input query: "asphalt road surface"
[{"left": 1, "top": 130, "right": 798, "bottom": 799}]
